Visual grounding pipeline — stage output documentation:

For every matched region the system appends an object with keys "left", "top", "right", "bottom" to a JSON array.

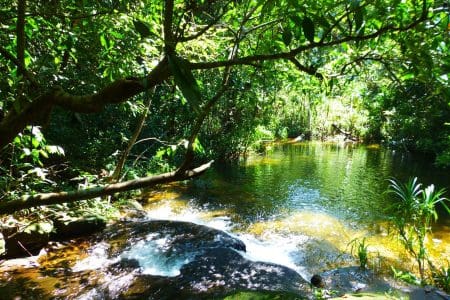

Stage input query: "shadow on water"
[{"left": 0, "top": 276, "right": 50, "bottom": 300}]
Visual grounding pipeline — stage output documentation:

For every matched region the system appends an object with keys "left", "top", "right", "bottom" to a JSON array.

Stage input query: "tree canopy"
[{"left": 0, "top": 0, "right": 449, "bottom": 213}]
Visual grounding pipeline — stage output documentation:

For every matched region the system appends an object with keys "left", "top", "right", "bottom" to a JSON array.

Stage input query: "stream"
[{"left": 1, "top": 142, "right": 450, "bottom": 299}]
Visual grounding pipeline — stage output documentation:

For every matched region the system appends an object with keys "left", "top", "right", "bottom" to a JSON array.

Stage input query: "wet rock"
[
  {"left": 107, "top": 248, "right": 309, "bottom": 299},
  {"left": 110, "top": 257, "right": 141, "bottom": 272},
  {"left": 1, "top": 226, "right": 50, "bottom": 259},
  {"left": 410, "top": 286, "right": 450, "bottom": 300},
  {"left": 319, "top": 266, "right": 392, "bottom": 295},
  {"left": 176, "top": 247, "right": 309, "bottom": 297},
  {"left": 78, "top": 220, "right": 309, "bottom": 299},
  {"left": 102, "top": 219, "right": 246, "bottom": 255},
  {"left": 51, "top": 216, "right": 106, "bottom": 240},
  {"left": 311, "top": 274, "right": 324, "bottom": 288}
]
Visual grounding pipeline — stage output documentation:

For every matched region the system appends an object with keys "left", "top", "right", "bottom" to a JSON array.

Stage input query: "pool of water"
[
  {"left": 1, "top": 142, "right": 449, "bottom": 298},
  {"left": 142, "top": 142, "right": 450, "bottom": 278}
]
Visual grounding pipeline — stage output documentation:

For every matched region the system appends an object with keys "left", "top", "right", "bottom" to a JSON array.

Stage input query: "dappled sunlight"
[{"left": 242, "top": 210, "right": 445, "bottom": 278}]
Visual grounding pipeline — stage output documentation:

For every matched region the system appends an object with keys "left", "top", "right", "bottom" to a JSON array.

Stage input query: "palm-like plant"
[{"left": 388, "top": 177, "right": 449, "bottom": 282}]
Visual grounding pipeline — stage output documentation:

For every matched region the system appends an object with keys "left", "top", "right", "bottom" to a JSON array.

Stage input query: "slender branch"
[
  {"left": 191, "top": 12, "right": 429, "bottom": 70},
  {"left": 134, "top": 137, "right": 174, "bottom": 147},
  {"left": 164, "top": 0, "right": 175, "bottom": 52},
  {"left": 0, "top": 161, "right": 214, "bottom": 215},
  {"left": 289, "top": 57, "right": 323, "bottom": 79},
  {"left": 178, "top": 2, "right": 231, "bottom": 42},
  {"left": 110, "top": 91, "right": 153, "bottom": 182},
  {"left": 340, "top": 53, "right": 406, "bottom": 93}
]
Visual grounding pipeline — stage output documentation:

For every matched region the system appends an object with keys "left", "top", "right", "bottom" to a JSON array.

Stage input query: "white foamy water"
[
  {"left": 237, "top": 233, "right": 310, "bottom": 278},
  {"left": 72, "top": 242, "right": 118, "bottom": 272},
  {"left": 120, "top": 233, "right": 196, "bottom": 277},
  {"left": 144, "top": 204, "right": 309, "bottom": 278}
]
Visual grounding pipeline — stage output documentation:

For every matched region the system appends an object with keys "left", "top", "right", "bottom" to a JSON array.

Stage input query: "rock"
[
  {"left": 410, "top": 286, "right": 450, "bottom": 300},
  {"left": 76, "top": 220, "right": 309, "bottom": 299},
  {"left": 51, "top": 216, "right": 106, "bottom": 240},
  {"left": 107, "top": 247, "right": 309, "bottom": 299},
  {"left": 1, "top": 226, "right": 50, "bottom": 259},
  {"left": 311, "top": 274, "right": 324, "bottom": 288},
  {"left": 319, "top": 266, "right": 392, "bottom": 294},
  {"left": 177, "top": 247, "right": 309, "bottom": 297},
  {"left": 102, "top": 219, "right": 246, "bottom": 256}
]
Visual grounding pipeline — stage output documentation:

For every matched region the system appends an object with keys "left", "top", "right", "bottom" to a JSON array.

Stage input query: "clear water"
[
  {"left": 2, "top": 142, "right": 450, "bottom": 298},
  {"left": 142, "top": 142, "right": 450, "bottom": 279}
]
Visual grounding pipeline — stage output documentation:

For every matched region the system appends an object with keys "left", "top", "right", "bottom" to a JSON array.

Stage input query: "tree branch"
[
  {"left": 0, "top": 59, "right": 170, "bottom": 149},
  {"left": 0, "top": 160, "right": 214, "bottom": 215},
  {"left": 164, "top": 0, "right": 175, "bottom": 52},
  {"left": 289, "top": 57, "right": 323, "bottom": 79},
  {"left": 0, "top": 7, "right": 429, "bottom": 149},
  {"left": 191, "top": 12, "right": 428, "bottom": 71},
  {"left": 178, "top": 3, "right": 231, "bottom": 42}
]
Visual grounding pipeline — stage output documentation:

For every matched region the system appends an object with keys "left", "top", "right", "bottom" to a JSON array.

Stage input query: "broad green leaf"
[
  {"left": 168, "top": 54, "right": 202, "bottom": 113},
  {"left": 133, "top": 19, "right": 152, "bottom": 38},
  {"left": 100, "top": 34, "right": 108, "bottom": 48},
  {"left": 302, "top": 17, "right": 315, "bottom": 43},
  {"left": 401, "top": 73, "right": 415, "bottom": 80},
  {"left": 31, "top": 137, "right": 40, "bottom": 148},
  {"left": 282, "top": 29, "right": 293, "bottom": 46}
]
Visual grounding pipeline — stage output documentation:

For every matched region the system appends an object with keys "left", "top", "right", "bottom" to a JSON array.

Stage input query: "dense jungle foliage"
[{"left": 0, "top": 0, "right": 449, "bottom": 212}]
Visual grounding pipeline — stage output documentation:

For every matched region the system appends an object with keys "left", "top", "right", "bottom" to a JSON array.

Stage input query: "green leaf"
[
  {"left": 31, "top": 137, "right": 40, "bottom": 148},
  {"left": 289, "top": 15, "right": 303, "bottom": 39},
  {"left": 302, "top": 16, "right": 315, "bottom": 43},
  {"left": 282, "top": 28, "right": 293, "bottom": 46},
  {"left": 168, "top": 54, "right": 202, "bottom": 113},
  {"left": 133, "top": 19, "right": 152, "bottom": 38},
  {"left": 290, "top": 15, "right": 302, "bottom": 27},
  {"left": 261, "top": 0, "right": 276, "bottom": 20},
  {"left": 100, "top": 34, "right": 108, "bottom": 48}
]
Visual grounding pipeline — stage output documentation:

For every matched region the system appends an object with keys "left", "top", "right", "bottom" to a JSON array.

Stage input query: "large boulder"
[
  {"left": 74, "top": 220, "right": 309, "bottom": 299},
  {"left": 0, "top": 222, "right": 52, "bottom": 259},
  {"left": 51, "top": 215, "right": 106, "bottom": 240}
]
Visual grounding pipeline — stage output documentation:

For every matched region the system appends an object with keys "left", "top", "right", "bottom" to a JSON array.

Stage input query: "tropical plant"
[
  {"left": 348, "top": 237, "right": 369, "bottom": 270},
  {"left": 432, "top": 262, "right": 450, "bottom": 293},
  {"left": 391, "top": 266, "right": 421, "bottom": 285},
  {"left": 388, "top": 177, "right": 450, "bottom": 282}
]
